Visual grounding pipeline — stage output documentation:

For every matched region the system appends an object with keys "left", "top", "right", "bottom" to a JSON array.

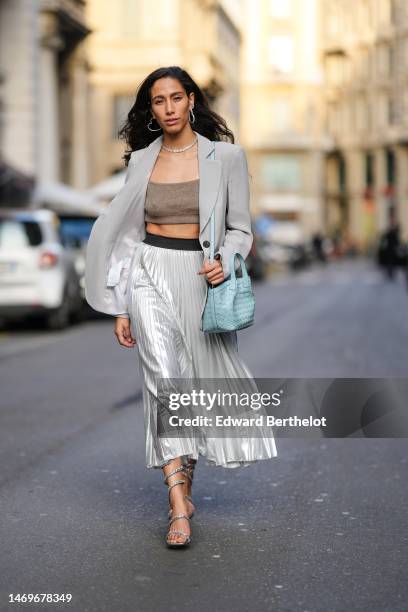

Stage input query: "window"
[
  {"left": 377, "top": 0, "right": 392, "bottom": 26},
  {"left": 112, "top": 94, "right": 134, "bottom": 139},
  {"left": 271, "top": 97, "right": 292, "bottom": 131},
  {"left": 386, "top": 149, "right": 396, "bottom": 185},
  {"left": 326, "top": 54, "right": 346, "bottom": 86},
  {"left": 121, "top": 0, "right": 142, "bottom": 37},
  {"left": 359, "top": 47, "right": 370, "bottom": 80},
  {"left": 377, "top": 43, "right": 392, "bottom": 77},
  {"left": 388, "top": 96, "right": 399, "bottom": 125},
  {"left": 270, "top": 0, "right": 292, "bottom": 19},
  {"left": 261, "top": 156, "right": 300, "bottom": 191},
  {"left": 268, "top": 36, "right": 294, "bottom": 74},
  {"left": 404, "top": 91, "right": 408, "bottom": 121},
  {"left": 327, "top": 102, "right": 340, "bottom": 133},
  {"left": 338, "top": 156, "right": 346, "bottom": 193},
  {"left": 326, "top": 2, "right": 341, "bottom": 38},
  {"left": 390, "top": 0, "right": 398, "bottom": 25},
  {"left": 0, "top": 220, "right": 42, "bottom": 248},
  {"left": 388, "top": 44, "right": 395, "bottom": 77},
  {"left": 365, "top": 153, "right": 374, "bottom": 187}
]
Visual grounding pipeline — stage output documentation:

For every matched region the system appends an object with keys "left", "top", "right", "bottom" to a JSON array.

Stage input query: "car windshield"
[{"left": 0, "top": 219, "right": 43, "bottom": 248}]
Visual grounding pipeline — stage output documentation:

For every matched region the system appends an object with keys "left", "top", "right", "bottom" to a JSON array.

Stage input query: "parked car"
[
  {"left": 259, "top": 240, "right": 310, "bottom": 268},
  {"left": 56, "top": 213, "right": 97, "bottom": 301},
  {"left": 258, "top": 239, "right": 286, "bottom": 265},
  {"left": 0, "top": 208, "right": 83, "bottom": 329}
]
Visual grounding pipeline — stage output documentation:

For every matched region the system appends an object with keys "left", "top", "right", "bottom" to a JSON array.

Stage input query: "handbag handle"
[{"left": 229, "top": 253, "right": 251, "bottom": 289}]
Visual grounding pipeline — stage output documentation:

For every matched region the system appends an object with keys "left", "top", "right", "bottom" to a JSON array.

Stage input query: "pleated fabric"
[{"left": 127, "top": 241, "right": 278, "bottom": 469}]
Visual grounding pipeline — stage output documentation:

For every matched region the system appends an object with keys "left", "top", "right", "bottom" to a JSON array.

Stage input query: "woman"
[{"left": 85, "top": 66, "right": 277, "bottom": 548}]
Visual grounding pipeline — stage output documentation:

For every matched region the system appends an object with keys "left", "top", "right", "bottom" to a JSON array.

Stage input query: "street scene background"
[{"left": 1, "top": 1, "right": 408, "bottom": 611}]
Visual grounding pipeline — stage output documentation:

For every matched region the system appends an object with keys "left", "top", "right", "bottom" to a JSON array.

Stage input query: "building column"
[
  {"left": 68, "top": 47, "right": 91, "bottom": 188},
  {"left": 344, "top": 148, "right": 364, "bottom": 250},
  {"left": 373, "top": 146, "right": 388, "bottom": 234},
  {"left": 324, "top": 153, "right": 342, "bottom": 235},
  {"left": 306, "top": 148, "right": 325, "bottom": 234},
  {"left": 394, "top": 144, "right": 408, "bottom": 242},
  {"left": 38, "top": 11, "right": 63, "bottom": 182}
]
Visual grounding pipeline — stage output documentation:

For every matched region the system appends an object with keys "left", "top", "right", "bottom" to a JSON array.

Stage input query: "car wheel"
[
  {"left": 70, "top": 302, "right": 85, "bottom": 324},
  {"left": 46, "top": 287, "right": 70, "bottom": 330}
]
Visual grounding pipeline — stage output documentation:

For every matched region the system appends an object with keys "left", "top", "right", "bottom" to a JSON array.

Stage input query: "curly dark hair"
[{"left": 117, "top": 66, "right": 235, "bottom": 166}]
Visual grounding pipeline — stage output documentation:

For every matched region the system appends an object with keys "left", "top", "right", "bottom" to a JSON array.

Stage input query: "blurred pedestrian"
[
  {"left": 311, "top": 231, "right": 326, "bottom": 263},
  {"left": 379, "top": 218, "right": 400, "bottom": 281}
]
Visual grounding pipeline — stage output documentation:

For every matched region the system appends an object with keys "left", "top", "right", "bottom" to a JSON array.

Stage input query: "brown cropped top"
[{"left": 144, "top": 178, "right": 200, "bottom": 224}]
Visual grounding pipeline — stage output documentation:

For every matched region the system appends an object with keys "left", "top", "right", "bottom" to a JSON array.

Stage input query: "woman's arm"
[
  {"left": 84, "top": 151, "right": 140, "bottom": 318},
  {"left": 214, "top": 146, "right": 253, "bottom": 280}
]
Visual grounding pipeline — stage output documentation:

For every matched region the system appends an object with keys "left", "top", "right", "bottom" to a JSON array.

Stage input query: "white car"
[{"left": 0, "top": 208, "right": 83, "bottom": 329}]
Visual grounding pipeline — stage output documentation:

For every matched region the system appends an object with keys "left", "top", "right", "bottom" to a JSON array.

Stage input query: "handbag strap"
[
  {"left": 209, "top": 144, "right": 216, "bottom": 263},
  {"left": 208, "top": 143, "right": 250, "bottom": 283}
]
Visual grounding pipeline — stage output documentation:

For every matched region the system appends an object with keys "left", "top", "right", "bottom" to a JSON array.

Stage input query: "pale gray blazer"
[{"left": 84, "top": 129, "right": 253, "bottom": 318}]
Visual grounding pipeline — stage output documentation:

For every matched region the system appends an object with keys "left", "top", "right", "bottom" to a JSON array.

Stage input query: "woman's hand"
[
  {"left": 114, "top": 317, "right": 136, "bottom": 348},
  {"left": 197, "top": 257, "right": 225, "bottom": 285}
]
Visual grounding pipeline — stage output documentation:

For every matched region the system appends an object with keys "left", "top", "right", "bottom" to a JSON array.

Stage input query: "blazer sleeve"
[
  {"left": 111, "top": 155, "right": 138, "bottom": 319},
  {"left": 84, "top": 153, "right": 138, "bottom": 318},
  {"left": 215, "top": 146, "right": 253, "bottom": 279}
]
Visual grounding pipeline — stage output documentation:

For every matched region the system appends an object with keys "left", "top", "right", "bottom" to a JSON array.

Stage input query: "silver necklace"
[{"left": 161, "top": 136, "right": 198, "bottom": 153}]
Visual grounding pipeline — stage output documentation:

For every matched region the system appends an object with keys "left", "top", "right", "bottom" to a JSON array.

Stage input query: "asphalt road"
[{"left": 1, "top": 257, "right": 407, "bottom": 612}]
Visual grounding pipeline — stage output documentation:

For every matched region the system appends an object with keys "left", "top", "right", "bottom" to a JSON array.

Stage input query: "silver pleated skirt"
[{"left": 127, "top": 240, "right": 278, "bottom": 469}]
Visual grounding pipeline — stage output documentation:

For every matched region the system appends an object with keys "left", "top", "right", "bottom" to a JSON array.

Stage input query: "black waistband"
[{"left": 143, "top": 231, "right": 202, "bottom": 251}]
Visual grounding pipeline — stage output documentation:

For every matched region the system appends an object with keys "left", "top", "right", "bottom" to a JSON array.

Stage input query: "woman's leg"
[
  {"left": 163, "top": 457, "right": 191, "bottom": 545},
  {"left": 182, "top": 457, "right": 197, "bottom": 507},
  {"left": 167, "top": 462, "right": 196, "bottom": 519},
  {"left": 129, "top": 248, "right": 198, "bottom": 468},
  {"left": 166, "top": 457, "right": 196, "bottom": 518}
]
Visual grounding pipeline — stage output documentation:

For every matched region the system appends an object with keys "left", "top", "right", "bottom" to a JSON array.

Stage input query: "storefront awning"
[
  {"left": 0, "top": 161, "right": 35, "bottom": 207},
  {"left": 33, "top": 180, "right": 105, "bottom": 216},
  {"left": 87, "top": 170, "right": 127, "bottom": 200}
]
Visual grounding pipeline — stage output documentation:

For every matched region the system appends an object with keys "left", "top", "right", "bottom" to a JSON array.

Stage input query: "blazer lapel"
[
  {"left": 196, "top": 131, "right": 221, "bottom": 234},
  {"left": 129, "top": 130, "right": 221, "bottom": 236}
]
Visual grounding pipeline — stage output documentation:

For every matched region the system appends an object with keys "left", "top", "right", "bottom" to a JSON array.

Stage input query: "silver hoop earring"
[
  {"left": 189, "top": 108, "right": 195, "bottom": 124},
  {"left": 147, "top": 116, "right": 162, "bottom": 132}
]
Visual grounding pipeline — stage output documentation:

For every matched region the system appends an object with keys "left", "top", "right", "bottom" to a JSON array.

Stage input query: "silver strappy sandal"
[
  {"left": 164, "top": 466, "right": 192, "bottom": 548},
  {"left": 166, "top": 512, "right": 191, "bottom": 548},
  {"left": 183, "top": 457, "right": 197, "bottom": 511},
  {"left": 166, "top": 460, "right": 197, "bottom": 520}
]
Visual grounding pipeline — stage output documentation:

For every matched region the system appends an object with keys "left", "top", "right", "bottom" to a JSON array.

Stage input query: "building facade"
[
  {"left": 0, "top": 0, "right": 91, "bottom": 200},
  {"left": 85, "top": 0, "right": 242, "bottom": 180},
  {"left": 240, "top": 0, "right": 327, "bottom": 244},
  {"left": 321, "top": 0, "right": 408, "bottom": 251}
]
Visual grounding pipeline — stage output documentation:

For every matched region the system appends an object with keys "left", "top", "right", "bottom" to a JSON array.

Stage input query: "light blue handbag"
[{"left": 200, "top": 143, "right": 255, "bottom": 333}]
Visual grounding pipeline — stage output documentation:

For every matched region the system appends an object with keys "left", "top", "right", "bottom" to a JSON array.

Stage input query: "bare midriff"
[{"left": 145, "top": 222, "right": 199, "bottom": 239}]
